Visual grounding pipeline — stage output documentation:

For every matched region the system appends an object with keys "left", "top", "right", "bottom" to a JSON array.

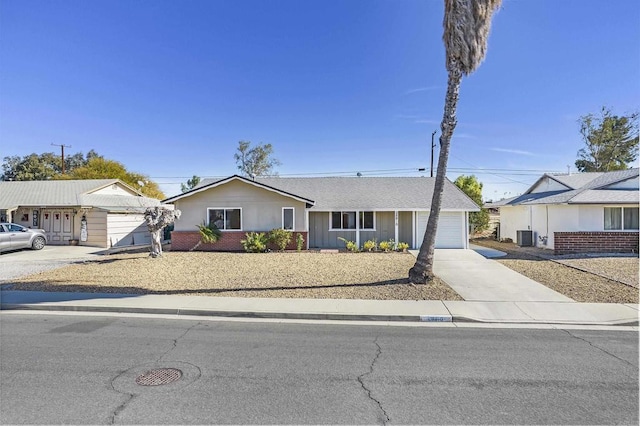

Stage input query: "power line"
[{"left": 148, "top": 166, "right": 564, "bottom": 181}]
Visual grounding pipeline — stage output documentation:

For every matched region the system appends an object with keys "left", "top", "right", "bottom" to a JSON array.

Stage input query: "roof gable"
[
  {"left": 502, "top": 168, "right": 639, "bottom": 207},
  {"left": 163, "top": 175, "right": 315, "bottom": 206},
  {"left": 527, "top": 176, "right": 572, "bottom": 193},
  {"left": 168, "top": 176, "right": 480, "bottom": 211}
]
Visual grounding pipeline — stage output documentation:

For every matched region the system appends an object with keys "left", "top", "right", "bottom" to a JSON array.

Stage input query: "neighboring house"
[
  {"left": 0, "top": 179, "right": 161, "bottom": 248},
  {"left": 163, "top": 175, "right": 480, "bottom": 251},
  {"left": 492, "top": 168, "right": 639, "bottom": 254}
]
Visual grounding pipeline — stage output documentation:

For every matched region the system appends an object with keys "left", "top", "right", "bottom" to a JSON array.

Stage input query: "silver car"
[{"left": 0, "top": 223, "right": 47, "bottom": 253}]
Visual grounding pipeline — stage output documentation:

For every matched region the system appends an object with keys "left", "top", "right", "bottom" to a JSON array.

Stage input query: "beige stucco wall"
[
  {"left": 81, "top": 209, "right": 108, "bottom": 247},
  {"left": 173, "top": 179, "right": 307, "bottom": 232}
]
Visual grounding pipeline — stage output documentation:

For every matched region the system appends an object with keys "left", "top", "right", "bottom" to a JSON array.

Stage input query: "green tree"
[
  {"left": 1, "top": 153, "right": 58, "bottom": 180},
  {"left": 454, "top": 175, "right": 489, "bottom": 232},
  {"left": 575, "top": 107, "right": 639, "bottom": 172},
  {"left": 69, "top": 157, "right": 165, "bottom": 199},
  {"left": 234, "top": 141, "right": 281, "bottom": 177},
  {"left": 181, "top": 175, "right": 201, "bottom": 193},
  {"left": 1, "top": 150, "right": 101, "bottom": 181},
  {"left": 410, "top": 0, "right": 502, "bottom": 284}
]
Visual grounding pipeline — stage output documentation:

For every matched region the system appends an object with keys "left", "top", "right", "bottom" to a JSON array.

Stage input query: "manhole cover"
[{"left": 135, "top": 368, "right": 182, "bottom": 386}]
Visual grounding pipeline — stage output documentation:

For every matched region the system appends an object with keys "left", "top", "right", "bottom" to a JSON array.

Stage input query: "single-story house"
[
  {"left": 163, "top": 175, "right": 480, "bottom": 251},
  {"left": 0, "top": 179, "right": 161, "bottom": 248},
  {"left": 491, "top": 168, "right": 639, "bottom": 254}
]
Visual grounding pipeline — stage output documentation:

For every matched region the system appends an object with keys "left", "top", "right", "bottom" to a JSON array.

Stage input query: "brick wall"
[
  {"left": 170, "top": 231, "right": 308, "bottom": 252},
  {"left": 554, "top": 231, "right": 639, "bottom": 255}
]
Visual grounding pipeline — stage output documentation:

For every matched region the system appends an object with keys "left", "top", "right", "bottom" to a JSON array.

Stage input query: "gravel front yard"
[
  {"left": 6, "top": 252, "right": 463, "bottom": 301},
  {"left": 473, "top": 239, "right": 639, "bottom": 304}
]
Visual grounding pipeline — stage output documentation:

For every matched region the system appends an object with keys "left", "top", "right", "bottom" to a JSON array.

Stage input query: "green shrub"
[
  {"left": 268, "top": 228, "right": 292, "bottom": 251},
  {"left": 396, "top": 242, "right": 409, "bottom": 252},
  {"left": 296, "top": 233, "right": 305, "bottom": 251},
  {"left": 338, "top": 237, "right": 359, "bottom": 252},
  {"left": 191, "top": 222, "right": 222, "bottom": 251},
  {"left": 379, "top": 239, "right": 394, "bottom": 252},
  {"left": 197, "top": 222, "right": 222, "bottom": 244},
  {"left": 363, "top": 239, "right": 377, "bottom": 252},
  {"left": 241, "top": 232, "right": 268, "bottom": 253}
]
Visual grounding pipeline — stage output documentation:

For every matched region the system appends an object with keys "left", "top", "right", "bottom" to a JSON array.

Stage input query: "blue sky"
[{"left": 1, "top": 0, "right": 638, "bottom": 199}]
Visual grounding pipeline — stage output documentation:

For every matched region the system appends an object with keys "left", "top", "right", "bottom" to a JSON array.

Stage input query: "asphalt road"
[{"left": 1, "top": 313, "right": 637, "bottom": 425}]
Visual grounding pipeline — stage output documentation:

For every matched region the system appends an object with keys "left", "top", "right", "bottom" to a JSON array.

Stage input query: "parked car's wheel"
[{"left": 32, "top": 236, "right": 46, "bottom": 250}]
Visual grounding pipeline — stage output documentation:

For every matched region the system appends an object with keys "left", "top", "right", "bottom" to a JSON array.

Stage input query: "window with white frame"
[
  {"left": 282, "top": 208, "right": 294, "bottom": 230},
  {"left": 330, "top": 211, "right": 374, "bottom": 230},
  {"left": 604, "top": 207, "right": 639, "bottom": 230},
  {"left": 360, "top": 211, "right": 375, "bottom": 229},
  {"left": 208, "top": 208, "right": 242, "bottom": 230}
]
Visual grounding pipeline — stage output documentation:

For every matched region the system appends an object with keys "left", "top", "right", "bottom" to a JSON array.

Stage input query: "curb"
[{"left": 2, "top": 303, "right": 637, "bottom": 326}]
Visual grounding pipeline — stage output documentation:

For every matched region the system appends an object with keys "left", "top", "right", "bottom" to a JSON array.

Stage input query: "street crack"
[
  {"left": 561, "top": 329, "right": 637, "bottom": 370},
  {"left": 357, "top": 336, "right": 390, "bottom": 425},
  {"left": 108, "top": 380, "right": 135, "bottom": 424},
  {"left": 157, "top": 322, "right": 200, "bottom": 362}
]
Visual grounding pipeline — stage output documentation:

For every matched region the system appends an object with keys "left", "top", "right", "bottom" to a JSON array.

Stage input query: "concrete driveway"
[
  {"left": 0, "top": 245, "right": 105, "bottom": 283},
  {"left": 432, "top": 248, "right": 574, "bottom": 302}
]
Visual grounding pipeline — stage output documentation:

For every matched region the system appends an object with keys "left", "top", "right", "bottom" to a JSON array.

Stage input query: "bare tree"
[
  {"left": 409, "top": 0, "right": 501, "bottom": 284},
  {"left": 144, "top": 206, "right": 181, "bottom": 258}
]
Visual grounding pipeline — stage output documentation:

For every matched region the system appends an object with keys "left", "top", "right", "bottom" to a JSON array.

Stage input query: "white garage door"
[
  {"left": 107, "top": 213, "right": 151, "bottom": 248},
  {"left": 416, "top": 211, "right": 465, "bottom": 249}
]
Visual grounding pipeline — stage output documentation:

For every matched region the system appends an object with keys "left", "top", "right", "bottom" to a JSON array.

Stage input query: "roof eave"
[{"left": 163, "top": 175, "right": 316, "bottom": 206}]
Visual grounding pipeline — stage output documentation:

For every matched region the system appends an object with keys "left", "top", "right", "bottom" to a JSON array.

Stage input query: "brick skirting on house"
[
  {"left": 170, "top": 231, "right": 308, "bottom": 251},
  {"left": 554, "top": 231, "right": 639, "bottom": 255}
]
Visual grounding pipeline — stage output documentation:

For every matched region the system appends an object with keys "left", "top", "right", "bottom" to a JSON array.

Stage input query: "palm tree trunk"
[{"left": 409, "top": 62, "right": 462, "bottom": 283}]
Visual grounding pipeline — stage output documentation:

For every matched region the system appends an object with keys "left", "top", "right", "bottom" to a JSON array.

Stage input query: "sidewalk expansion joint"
[{"left": 356, "top": 336, "right": 390, "bottom": 426}]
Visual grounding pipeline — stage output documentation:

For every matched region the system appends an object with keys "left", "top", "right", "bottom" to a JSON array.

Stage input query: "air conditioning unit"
[{"left": 516, "top": 230, "right": 533, "bottom": 247}]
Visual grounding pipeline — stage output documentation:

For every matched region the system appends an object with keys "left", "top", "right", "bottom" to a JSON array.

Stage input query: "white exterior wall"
[
  {"left": 499, "top": 205, "right": 530, "bottom": 242},
  {"left": 577, "top": 205, "right": 604, "bottom": 230},
  {"left": 529, "top": 177, "right": 569, "bottom": 193},
  {"left": 530, "top": 205, "right": 548, "bottom": 247},
  {"left": 502, "top": 204, "right": 632, "bottom": 249},
  {"left": 543, "top": 205, "right": 581, "bottom": 248}
]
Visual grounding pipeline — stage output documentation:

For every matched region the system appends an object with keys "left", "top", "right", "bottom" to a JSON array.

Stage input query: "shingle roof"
[
  {"left": 569, "top": 190, "right": 639, "bottom": 204},
  {"left": 0, "top": 179, "right": 159, "bottom": 211},
  {"left": 503, "top": 168, "right": 639, "bottom": 207},
  {"left": 548, "top": 172, "right": 603, "bottom": 189},
  {"left": 170, "top": 175, "right": 480, "bottom": 211}
]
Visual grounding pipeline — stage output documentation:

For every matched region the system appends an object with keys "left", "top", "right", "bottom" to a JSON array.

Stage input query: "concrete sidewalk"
[
  {"left": 433, "top": 249, "right": 574, "bottom": 302},
  {"left": 1, "top": 291, "right": 638, "bottom": 326}
]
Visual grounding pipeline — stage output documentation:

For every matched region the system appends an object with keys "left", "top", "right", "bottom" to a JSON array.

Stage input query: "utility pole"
[
  {"left": 430, "top": 130, "right": 437, "bottom": 177},
  {"left": 51, "top": 143, "right": 72, "bottom": 174}
]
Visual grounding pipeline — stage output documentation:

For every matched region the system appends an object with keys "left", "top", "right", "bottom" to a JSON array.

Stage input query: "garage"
[
  {"left": 0, "top": 179, "right": 161, "bottom": 249},
  {"left": 416, "top": 211, "right": 467, "bottom": 249},
  {"left": 106, "top": 213, "right": 151, "bottom": 247}
]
